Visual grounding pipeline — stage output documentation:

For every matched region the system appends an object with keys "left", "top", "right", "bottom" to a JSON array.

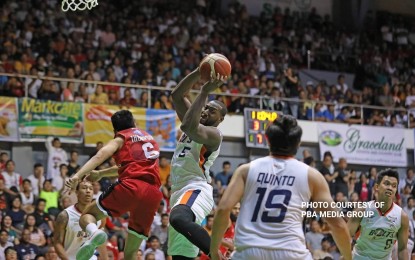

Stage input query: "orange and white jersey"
[{"left": 170, "top": 132, "right": 222, "bottom": 193}]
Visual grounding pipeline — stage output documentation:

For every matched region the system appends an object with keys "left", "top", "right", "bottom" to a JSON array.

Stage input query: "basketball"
[{"left": 199, "top": 53, "right": 232, "bottom": 81}]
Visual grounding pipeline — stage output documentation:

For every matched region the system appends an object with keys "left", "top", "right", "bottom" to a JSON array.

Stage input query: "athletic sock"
[{"left": 85, "top": 223, "right": 98, "bottom": 236}]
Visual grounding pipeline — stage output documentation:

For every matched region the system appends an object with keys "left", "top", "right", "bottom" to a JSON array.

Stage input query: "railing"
[{"left": 0, "top": 72, "right": 412, "bottom": 128}]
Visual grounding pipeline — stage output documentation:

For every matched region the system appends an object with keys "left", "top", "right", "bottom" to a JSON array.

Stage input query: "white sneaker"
[{"left": 76, "top": 229, "right": 107, "bottom": 260}]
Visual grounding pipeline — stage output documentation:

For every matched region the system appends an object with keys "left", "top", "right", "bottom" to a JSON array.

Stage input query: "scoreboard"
[{"left": 244, "top": 108, "right": 280, "bottom": 149}]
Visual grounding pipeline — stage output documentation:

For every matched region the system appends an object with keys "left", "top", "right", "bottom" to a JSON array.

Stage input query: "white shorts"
[
  {"left": 168, "top": 183, "right": 214, "bottom": 258},
  {"left": 232, "top": 248, "right": 313, "bottom": 260}
]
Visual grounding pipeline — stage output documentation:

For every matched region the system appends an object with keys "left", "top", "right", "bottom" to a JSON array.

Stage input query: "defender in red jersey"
[{"left": 65, "top": 110, "right": 162, "bottom": 260}]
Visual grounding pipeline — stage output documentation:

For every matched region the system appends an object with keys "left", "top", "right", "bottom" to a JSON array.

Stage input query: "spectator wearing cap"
[{"left": 45, "top": 137, "right": 68, "bottom": 180}]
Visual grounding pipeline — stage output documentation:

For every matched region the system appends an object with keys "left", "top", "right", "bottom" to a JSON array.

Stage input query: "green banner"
[{"left": 18, "top": 98, "right": 83, "bottom": 143}]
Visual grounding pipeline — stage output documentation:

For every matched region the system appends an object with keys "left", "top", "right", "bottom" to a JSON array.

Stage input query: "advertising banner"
[
  {"left": 318, "top": 123, "right": 407, "bottom": 167},
  {"left": 84, "top": 104, "right": 176, "bottom": 151},
  {"left": 18, "top": 98, "right": 83, "bottom": 143},
  {"left": 0, "top": 97, "right": 19, "bottom": 142}
]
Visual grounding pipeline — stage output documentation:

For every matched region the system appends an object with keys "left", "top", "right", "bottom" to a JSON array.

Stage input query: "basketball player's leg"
[
  {"left": 125, "top": 179, "right": 163, "bottom": 259},
  {"left": 77, "top": 181, "right": 125, "bottom": 260},
  {"left": 168, "top": 186, "right": 214, "bottom": 257}
]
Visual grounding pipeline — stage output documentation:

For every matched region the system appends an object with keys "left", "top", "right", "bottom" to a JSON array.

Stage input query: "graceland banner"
[
  {"left": 318, "top": 123, "right": 407, "bottom": 167},
  {"left": 18, "top": 98, "right": 83, "bottom": 143},
  {"left": 84, "top": 104, "right": 176, "bottom": 151}
]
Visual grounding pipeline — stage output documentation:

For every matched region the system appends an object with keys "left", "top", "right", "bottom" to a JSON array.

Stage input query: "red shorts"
[{"left": 98, "top": 178, "right": 162, "bottom": 237}]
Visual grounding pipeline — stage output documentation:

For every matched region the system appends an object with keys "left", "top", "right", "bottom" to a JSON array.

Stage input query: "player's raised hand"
[
  {"left": 64, "top": 175, "right": 80, "bottom": 195},
  {"left": 86, "top": 170, "right": 102, "bottom": 182},
  {"left": 201, "top": 76, "right": 226, "bottom": 94}
]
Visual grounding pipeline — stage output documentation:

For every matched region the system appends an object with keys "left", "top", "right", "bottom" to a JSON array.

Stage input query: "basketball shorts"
[
  {"left": 168, "top": 182, "right": 214, "bottom": 258},
  {"left": 97, "top": 178, "right": 162, "bottom": 239},
  {"left": 232, "top": 248, "right": 313, "bottom": 260}
]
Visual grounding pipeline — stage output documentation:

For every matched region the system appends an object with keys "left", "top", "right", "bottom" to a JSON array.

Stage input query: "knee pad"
[{"left": 169, "top": 204, "right": 195, "bottom": 230}]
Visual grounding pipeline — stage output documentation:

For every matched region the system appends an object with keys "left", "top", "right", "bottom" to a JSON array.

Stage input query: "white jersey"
[
  {"left": 64, "top": 205, "right": 101, "bottom": 259},
  {"left": 170, "top": 132, "right": 221, "bottom": 193},
  {"left": 353, "top": 201, "right": 402, "bottom": 260},
  {"left": 235, "top": 156, "right": 311, "bottom": 253}
]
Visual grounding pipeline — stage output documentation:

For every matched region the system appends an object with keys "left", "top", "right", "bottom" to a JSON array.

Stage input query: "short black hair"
[
  {"left": 34, "top": 163, "right": 43, "bottom": 169},
  {"left": 222, "top": 161, "right": 230, "bottom": 167},
  {"left": 111, "top": 110, "right": 135, "bottom": 132},
  {"left": 376, "top": 168, "right": 399, "bottom": 185},
  {"left": 148, "top": 235, "right": 160, "bottom": 242},
  {"left": 23, "top": 179, "right": 31, "bottom": 184},
  {"left": 265, "top": 113, "right": 302, "bottom": 156},
  {"left": 211, "top": 100, "right": 227, "bottom": 117}
]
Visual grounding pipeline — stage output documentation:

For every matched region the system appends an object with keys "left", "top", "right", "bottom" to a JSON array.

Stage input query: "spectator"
[
  {"left": 0, "top": 152, "right": 9, "bottom": 171},
  {"left": 92, "top": 181, "right": 102, "bottom": 200},
  {"left": 305, "top": 219, "right": 325, "bottom": 253},
  {"left": 1, "top": 215, "right": 18, "bottom": 244},
  {"left": 119, "top": 88, "right": 137, "bottom": 107},
  {"left": 215, "top": 161, "right": 233, "bottom": 189},
  {"left": 0, "top": 179, "right": 12, "bottom": 211},
  {"left": 45, "top": 137, "right": 68, "bottom": 180},
  {"left": 5, "top": 196, "right": 26, "bottom": 230},
  {"left": 283, "top": 67, "right": 300, "bottom": 118},
  {"left": 32, "top": 199, "right": 54, "bottom": 238},
  {"left": 0, "top": 230, "right": 13, "bottom": 260},
  {"left": 27, "top": 163, "right": 45, "bottom": 197},
  {"left": 89, "top": 85, "right": 109, "bottom": 104},
  {"left": 24, "top": 214, "right": 47, "bottom": 253},
  {"left": 312, "top": 237, "right": 334, "bottom": 260},
  {"left": 67, "top": 151, "right": 80, "bottom": 177},
  {"left": 0, "top": 160, "right": 23, "bottom": 196},
  {"left": 354, "top": 173, "right": 372, "bottom": 202},
  {"left": 336, "top": 74, "right": 348, "bottom": 94},
  {"left": 143, "top": 236, "right": 165, "bottom": 260},
  {"left": 334, "top": 158, "right": 349, "bottom": 197},
  {"left": 39, "top": 180, "right": 60, "bottom": 216},
  {"left": 400, "top": 168, "right": 415, "bottom": 193},
  {"left": 151, "top": 213, "right": 169, "bottom": 251},
  {"left": 15, "top": 229, "right": 39, "bottom": 260},
  {"left": 153, "top": 93, "right": 173, "bottom": 110},
  {"left": 4, "top": 247, "right": 18, "bottom": 260},
  {"left": 158, "top": 156, "right": 171, "bottom": 186},
  {"left": 45, "top": 246, "right": 58, "bottom": 260},
  {"left": 404, "top": 197, "right": 415, "bottom": 217},
  {"left": 20, "top": 179, "right": 35, "bottom": 214},
  {"left": 51, "top": 164, "right": 69, "bottom": 192}
]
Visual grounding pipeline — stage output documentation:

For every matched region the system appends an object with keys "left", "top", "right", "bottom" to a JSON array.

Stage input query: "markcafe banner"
[
  {"left": 0, "top": 97, "right": 19, "bottom": 142},
  {"left": 84, "top": 104, "right": 177, "bottom": 151},
  {"left": 318, "top": 123, "right": 407, "bottom": 167},
  {"left": 18, "top": 98, "right": 83, "bottom": 143}
]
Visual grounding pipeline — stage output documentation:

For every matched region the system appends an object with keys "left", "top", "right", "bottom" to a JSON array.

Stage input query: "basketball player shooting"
[
  {"left": 348, "top": 169, "right": 409, "bottom": 260},
  {"left": 167, "top": 54, "right": 229, "bottom": 259}
]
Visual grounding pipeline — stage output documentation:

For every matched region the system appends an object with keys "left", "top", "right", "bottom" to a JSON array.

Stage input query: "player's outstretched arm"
[
  {"left": 180, "top": 80, "right": 224, "bottom": 150},
  {"left": 171, "top": 69, "right": 200, "bottom": 121},
  {"left": 211, "top": 163, "right": 248, "bottom": 260},
  {"left": 308, "top": 167, "right": 352, "bottom": 260},
  {"left": 87, "top": 166, "right": 119, "bottom": 182},
  {"left": 398, "top": 211, "right": 409, "bottom": 260},
  {"left": 53, "top": 210, "right": 69, "bottom": 260},
  {"left": 347, "top": 207, "right": 365, "bottom": 239},
  {"left": 66, "top": 138, "right": 122, "bottom": 191}
]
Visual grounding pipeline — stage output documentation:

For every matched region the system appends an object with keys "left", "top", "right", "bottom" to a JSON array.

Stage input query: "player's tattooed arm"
[{"left": 53, "top": 210, "right": 69, "bottom": 260}]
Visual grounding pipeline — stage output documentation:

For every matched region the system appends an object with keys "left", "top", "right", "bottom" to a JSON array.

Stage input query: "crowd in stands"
[{"left": 0, "top": 1, "right": 415, "bottom": 128}]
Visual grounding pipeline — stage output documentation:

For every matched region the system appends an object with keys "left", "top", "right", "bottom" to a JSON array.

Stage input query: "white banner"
[{"left": 318, "top": 123, "right": 407, "bottom": 167}]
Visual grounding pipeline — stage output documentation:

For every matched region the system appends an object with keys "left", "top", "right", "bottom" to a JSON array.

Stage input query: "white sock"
[{"left": 85, "top": 223, "right": 98, "bottom": 236}]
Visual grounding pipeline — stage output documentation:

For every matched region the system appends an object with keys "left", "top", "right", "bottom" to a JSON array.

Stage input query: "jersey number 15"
[{"left": 251, "top": 187, "right": 292, "bottom": 223}]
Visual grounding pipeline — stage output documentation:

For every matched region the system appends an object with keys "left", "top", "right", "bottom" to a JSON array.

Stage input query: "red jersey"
[
  {"left": 113, "top": 128, "right": 161, "bottom": 186},
  {"left": 220, "top": 223, "right": 235, "bottom": 256}
]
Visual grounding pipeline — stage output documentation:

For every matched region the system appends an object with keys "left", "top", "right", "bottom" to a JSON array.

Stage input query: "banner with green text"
[
  {"left": 84, "top": 104, "right": 177, "bottom": 151},
  {"left": 318, "top": 123, "right": 407, "bottom": 167},
  {"left": 18, "top": 98, "right": 83, "bottom": 143}
]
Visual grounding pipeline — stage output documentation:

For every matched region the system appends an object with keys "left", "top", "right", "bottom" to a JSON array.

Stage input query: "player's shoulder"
[{"left": 55, "top": 209, "right": 69, "bottom": 225}]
